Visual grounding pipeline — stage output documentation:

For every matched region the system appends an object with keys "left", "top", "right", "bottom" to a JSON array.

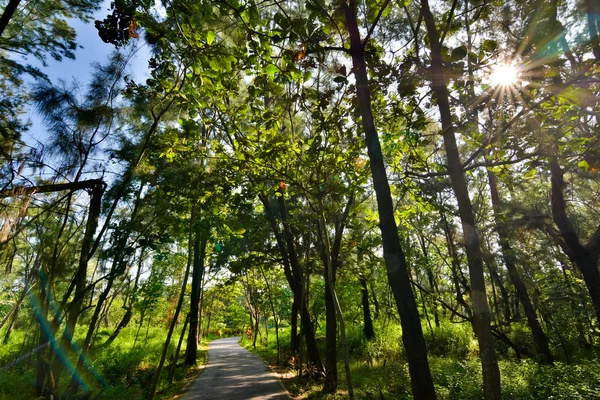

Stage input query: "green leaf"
[
  {"left": 578, "top": 160, "right": 590, "bottom": 171},
  {"left": 524, "top": 168, "right": 537, "bottom": 179},
  {"left": 206, "top": 30, "right": 216, "bottom": 45},
  {"left": 482, "top": 39, "right": 498, "bottom": 52},
  {"left": 450, "top": 46, "right": 468, "bottom": 61},
  {"left": 265, "top": 64, "right": 279, "bottom": 76}
]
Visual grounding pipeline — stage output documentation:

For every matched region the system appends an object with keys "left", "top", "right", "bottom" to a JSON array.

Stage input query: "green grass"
[
  {"left": 241, "top": 324, "right": 600, "bottom": 400},
  {"left": 0, "top": 326, "right": 215, "bottom": 400}
]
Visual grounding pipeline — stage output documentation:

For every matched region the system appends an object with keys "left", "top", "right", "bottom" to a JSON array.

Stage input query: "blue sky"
[{"left": 22, "top": 0, "right": 151, "bottom": 150}]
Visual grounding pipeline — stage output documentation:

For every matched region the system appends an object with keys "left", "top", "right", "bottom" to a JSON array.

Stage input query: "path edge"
[
  {"left": 237, "top": 337, "right": 293, "bottom": 400},
  {"left": 168, "top": 344, "right": 210, "bottom": 400}
]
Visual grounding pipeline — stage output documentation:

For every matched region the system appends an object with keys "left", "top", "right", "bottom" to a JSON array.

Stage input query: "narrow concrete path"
[{"left": 183, "top": 337, "right": 290, "bottom": 400}]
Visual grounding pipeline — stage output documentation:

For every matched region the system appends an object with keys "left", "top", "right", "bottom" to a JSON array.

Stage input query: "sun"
[{"left": 489, "top": 64, "right": 520, "bottom": 87}]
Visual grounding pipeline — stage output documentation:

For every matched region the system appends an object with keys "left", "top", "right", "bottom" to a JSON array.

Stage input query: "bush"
[{"left": 424, "top": 322, "right": 474, "bottom": 358}]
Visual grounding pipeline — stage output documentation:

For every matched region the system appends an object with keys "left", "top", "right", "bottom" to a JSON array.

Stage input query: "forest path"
[{"left": 182, "top": 337, "right": 290, "bottom": 400}]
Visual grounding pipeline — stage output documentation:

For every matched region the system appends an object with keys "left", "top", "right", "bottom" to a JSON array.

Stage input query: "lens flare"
[{"left": 489, "top": 64, "right": 520, "bottom": 87}]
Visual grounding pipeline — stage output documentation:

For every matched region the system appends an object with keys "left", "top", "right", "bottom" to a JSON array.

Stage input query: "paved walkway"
[{"left": 183, "top": 337, "right": 290, "bottom": 400}]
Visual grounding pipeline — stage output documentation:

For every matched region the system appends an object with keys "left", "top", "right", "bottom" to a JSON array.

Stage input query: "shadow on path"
[{"left": 183, "top": 337, "right": 289, "bottom": 400}]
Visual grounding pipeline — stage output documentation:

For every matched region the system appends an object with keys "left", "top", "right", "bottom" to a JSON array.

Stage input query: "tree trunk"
[
  {"left": 487, "top": 166, "right": 553, "bottom": 364},
  {"left": 550, "top": 158, "right": 600, "bottom": 325},
  {"left": 149, "top": 205, "right": 196, "bottom": 400},
  {"left": 0, "top": 0, "right": 21, "bottom": 37},
  {"left": 185, "top": 224, "right": 207, "bottom": 365},
  {"left": 343, "top": 3, "right": 436, "bottom": 398},
  {"left": 360, "top": 277, "right": 375, "bottom": 340},
  {"left": 259, "top": 265, "right": 281, "bottom": 364},
  {"left": 420, "top": 1, "right": 501, "bottom": 397},
  {"left": 323, "top": 254, "right": 338, "bottom": 392},
  {"left": 168, "top": 313, "right": 190, "bottom": 383},
  {"left": 317, "top": 209, "right": 354, "bottom": 399},
  {"left": 48, "top": 181, "right": 105, "bottom": 394}
]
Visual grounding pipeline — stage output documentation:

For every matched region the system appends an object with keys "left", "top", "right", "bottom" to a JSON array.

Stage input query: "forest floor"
[{"left": 241, "top": 326, "right": 600, "bottom": 400}]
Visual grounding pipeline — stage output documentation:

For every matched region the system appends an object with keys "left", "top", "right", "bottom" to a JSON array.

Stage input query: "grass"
[
  {"left": 0, "top": 326, "right": 217, "bottom": 400},
  {"left": 241, "top": 323, "right": 600, "bottom": 400}
]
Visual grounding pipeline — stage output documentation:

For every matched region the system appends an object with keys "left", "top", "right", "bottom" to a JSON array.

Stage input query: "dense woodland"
[{"left": 0, "top": 0, "right": 599, "bottom": 398}]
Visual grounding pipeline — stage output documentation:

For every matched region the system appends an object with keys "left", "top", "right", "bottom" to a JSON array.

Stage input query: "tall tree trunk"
[
  {"left": 420, "top": 0, "right": 501, "bottom": 397},
  {"left": 317, "top": 208, "right": 354, "bottom": 399},
  {"left": 343, "top": 2, "right": 436, "bottom": 398},
  {"left": 418, "top": 234, "right": 440, "bottom": 327},
  {"left": 486, "top": 166, "right": 553, "bottom": 364},
  {"left": 169, "top": 313, "right": 190, "bottom": 383},
  {"left": 550, "top": 158, "right": 600, "bottom": 325},
  {"left": 360, "top": 276, "right": 375, "bottom": 340},
  {"left": 259, "top": 264, "right": 281, "bottom": 364},
  {"left": 48, "top": 181, "right": 105, "bottom": 395},
  {"left": 185, "top": 224, "right": 207, "bottom": 365},
  {"left": 0, "top": 0, "right": 21, "bottom": 37},
  {"left": 149, "top": 205, "right": 196, "bottom": 400},
  {"left": 323, "top": 248, "right": 338, "bottom": 392}
]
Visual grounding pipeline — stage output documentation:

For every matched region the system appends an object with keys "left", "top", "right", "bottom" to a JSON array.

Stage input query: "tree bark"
[
  {"left": 258, "top": 193, "right": 321, "bottom": 369},
  {"left": 185, "top": 223, "right": 207, "bottom": 365},
  {"left": 360, "top": 276, "right": 375, "bottom": 340},
  {"left": 47, "top": 181, "right": 105, "bottom": 394},
  {"left": 0, "top": 0, "right": 21, "bottom": 37},
  {"left": 487, "top": 166, "right": 553, "bottom": 364},
  {"left": 317, "top": 205, "right": 354, "bottom": 399},
  {"left": 420, "top": 0, "right": 501, "bottom": 397},
  {"left": 149, "top": 205, "right": 196, "bottom": 400},
  {"left": 259, "top": 264, "right": 281, "bottom": 364},
  {"left": 343, "top": 2, "right": 436, "bottom": 399},
  {"left": 0, "top": 179, "right": 103, "bottom": 199},
  {"left": 169, "top": 313, "right": 190, "bottom": 383},
  {"left": 550, "top": 158, "right": 600, "bottom": 325},
  {"left": 322, "top": 194, "right": 353, "bottom": 393}
]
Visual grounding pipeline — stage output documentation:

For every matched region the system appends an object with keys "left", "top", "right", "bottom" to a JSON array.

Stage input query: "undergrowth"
[
  {"left": 0, "top": 326, "right": 219, "bottom": 400},
  {"left": 242, "top": 322, "right": 600, "bottom": 400}
]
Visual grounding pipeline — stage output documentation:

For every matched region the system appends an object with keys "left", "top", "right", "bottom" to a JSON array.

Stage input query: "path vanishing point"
[{"left": 182, "top": 337, "right": 290, "bottom": 400}]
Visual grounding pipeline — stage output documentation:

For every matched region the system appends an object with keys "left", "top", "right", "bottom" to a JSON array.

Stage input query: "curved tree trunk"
[{"left": 550, "top": 158, "right": 600, "bottom": 325}]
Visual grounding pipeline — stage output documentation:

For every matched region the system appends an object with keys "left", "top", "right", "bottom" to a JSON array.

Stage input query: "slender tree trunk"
[
  {"left": 420, "top": 0, "right": 501, "bottom": 396},
  {"left": 360, "top": 277, "right": 375, "bottom": 340},
  {"left": 342, "top": 2, "right": 436, "bottom": 398},
  {"left": 484, "top": 253, "right": 511, "bottom": 323},
  {"left": 2, "top": 272, "right": 32, "bottom": 343},
  {"left": 185, "top": 224, "right": 207, "bottom": 365},
  {"left": 418, "top": 234, "right": 440, "bottom": 328},
  {"left": 48, "top": 182, "right": 105, "bottom": 394},
  {"left": 0, "top": 0, "right": 21, "bottom": 37},
  {"left": 258, "top": 193, "right": 312, "bottom": 362},
  {"left": 323, "top": 254, "right": 338, "bottom": 392},
  {"left": 317, "top": 209, "right": 354, "bottom": 399},
  {"left": 197, "top": 282, "right": 205, "bottom": 345},
  {"left": 149, "top": 205, "right": 196, "bottom": 400},
  {"left": 259, "top": 265, "right": 281, "bottom": 364},
  {"left": 487, "top": 166, "right": 553, "bottom": 364},
  {"left": 276, "top": 194, "right": 322, "bottom": 370},
  {"left": 168, "top": 313, "right": 190, "bottom": 383}
]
